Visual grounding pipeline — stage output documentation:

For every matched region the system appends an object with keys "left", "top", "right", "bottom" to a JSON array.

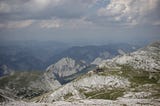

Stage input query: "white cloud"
[
  {"left": 65, "top": 17, "right": 94, "bottom": 29},
  {"left": 0, "top": 0, "right": 62, "bottom": 13},
  {"left": 39, "top": 19, "right": 62, "bottom": 29},
  {"left": 0, "top": 20, "right": 34, "bottom": 29},
  {"left": 26, "top": 0, "right": 61, "bottom": 11},
  {"left": 97, "top": 0, "right": 159, "bottom": 26},
  {"left": 38, "top": 17, "right": 94, "bottom": 29},
  {"left": 30, "top": 0, "right": 51, "bottom": 10},
  {"left": 0, "top": 0, "right": 159, "bottom": 30}
]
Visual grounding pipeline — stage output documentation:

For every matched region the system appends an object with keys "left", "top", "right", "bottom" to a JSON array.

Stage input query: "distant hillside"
[
  {"left": 47, "top": 43, "right": 140, "bottom": 65},
  {"left": 0, "top": 41, "right": 69, "bottom": 70}
]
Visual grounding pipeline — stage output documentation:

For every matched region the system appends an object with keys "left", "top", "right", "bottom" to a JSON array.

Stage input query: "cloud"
[
  {"left": 97, "top": 0, "right": 160, "bottom": 26},
  {"left": 0, "top": 0, "right": 159, "bottom": 30},
  {"left": 39, "top": 19, "right": 62, "bottom": 29},
  {"left": 0, "top": 0, "right": 96, "bottom": 20},
  {"left": 0, "top": 2, "right": 10, "bottom": 13},
  {"left": 26, "top": 0, "right": 61, "bottom": 12},
  {"left": 63, "top": 17, "right": 94, "bottom": 29},
  {"left": 152, "top": 21, "right": 160, "bottom": 26},
  {"left": 0, "top": 20, "right": 34, "bottom": 29},
  {"left": 38, "top": 17, "right": 94, "bottom": 29},
  {"left": 0, "top": 0, "right": 97, "bottom": 29}
]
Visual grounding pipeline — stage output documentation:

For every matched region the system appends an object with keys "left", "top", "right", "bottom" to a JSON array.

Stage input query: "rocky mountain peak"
[
  {"left": 54, "top": 57, "right": 78, "bottom": 70},
  {"left": 46, "top": 57, "right": 86, "bottom": 77}
]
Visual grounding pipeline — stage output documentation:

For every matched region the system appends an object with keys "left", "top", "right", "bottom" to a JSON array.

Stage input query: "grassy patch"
[
  {"left": 131, "top": 76, "right": 157, "bottom": 85},
  {"left": 63, "top": 93, "right": 73, "bottom": 100},
  {"left": 0, "top": 71, "right": 42, "bottom": 88},
  {"left": 119, "top": 64, "right": 160, "bottom": 85},
  {"left": 84, "top": 89, "right": 125, "bottom": 100},
  {"left": 79, "top": 88, "right": 87, "bottom": 93},
  {"left": 97, "top": 70, "right": 120, "bottom": 76}
]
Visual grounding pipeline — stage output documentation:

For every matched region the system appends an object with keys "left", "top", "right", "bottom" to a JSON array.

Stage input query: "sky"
[{"left": 0, "top": 0, "right": 160, "bottom": 45}]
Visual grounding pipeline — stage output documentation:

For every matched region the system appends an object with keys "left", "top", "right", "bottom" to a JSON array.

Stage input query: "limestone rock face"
[
  {"left": 42, "top": 57, "right": 87, "bottom": 90},
  {"left": 46, "top": 57, "right": 86, "bottom": 78},
  {"left": 99, "top": 41, "right": 160, "bottom": 72}
]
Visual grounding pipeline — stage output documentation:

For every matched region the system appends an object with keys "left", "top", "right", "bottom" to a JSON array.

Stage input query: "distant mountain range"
[
  {"left": 47, "top": 43, "right": 139, "bottom": 65},
  {"left": 0, "top": 41, "right": 141, "bottom": 71}
]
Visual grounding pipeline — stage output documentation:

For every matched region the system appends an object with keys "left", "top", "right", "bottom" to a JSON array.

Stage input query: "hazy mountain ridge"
[
  {"left": 48, "top": 43, "right": 139, "bottom": 65},
  {"left": 0, "top": 41, "right": 69, "bottom": 70},
  {"left": 0, "top": 42, "right": 138, "bottom": 71}
]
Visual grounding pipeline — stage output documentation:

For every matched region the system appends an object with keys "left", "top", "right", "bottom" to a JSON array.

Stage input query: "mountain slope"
[
  {"left": 45, "top": 57, "right": 94, "bottom": 84},
  {"left": 47, "top": 57, "right": 86, "bottom": 78},
  {"left": 0, "top": 57, "right": 89, "bottom": 102},
  {"left": 39, "top": 73, "right": 130, "bottom": 102},
  {"left": 99, "top": 41, "right": 160, "bottom": 72},
  {"left": 0, "top": 71, "right": 51, "bottom": 101},
  {"left": 35, "top": 41, "right": 160, "bottom": 105}
]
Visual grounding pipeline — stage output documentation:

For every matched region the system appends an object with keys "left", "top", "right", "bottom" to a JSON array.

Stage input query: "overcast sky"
[{"left": 0, "top": 0, "right": 160, "bottom": 45}]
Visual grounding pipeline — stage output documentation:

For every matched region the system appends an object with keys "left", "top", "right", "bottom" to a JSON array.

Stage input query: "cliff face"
[
  {"left": 46, "top": 57, "right": 86, "bottom": 78},
  {"left": 43, "top": 57, "right": 89, "bottom": 85}
]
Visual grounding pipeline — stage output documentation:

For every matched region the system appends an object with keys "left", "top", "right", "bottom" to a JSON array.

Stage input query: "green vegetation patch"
[
  {"left": 119, "top": 64, "right": 160, "bottom": 85},
  {"left": 84, "top": 89, "right": 125, "bottom": 100},
  {"left": 63, "top": 93, "right": 73, "bottom": 100},
  {"left": 97, "top": 70, "right": 120, "bottom": 76},
  {"left": 0, "top": 71, "right": 42, "bottom": 89},
  {"left": 131, "top": 76, "right": 157, "bottom": 85}
]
